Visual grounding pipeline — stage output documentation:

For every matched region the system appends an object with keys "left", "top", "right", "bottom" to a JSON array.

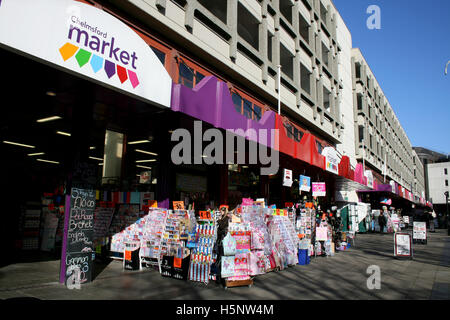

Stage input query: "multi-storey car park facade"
[{"left": 351, "top": 48, "right": 425, "bottom": 202}]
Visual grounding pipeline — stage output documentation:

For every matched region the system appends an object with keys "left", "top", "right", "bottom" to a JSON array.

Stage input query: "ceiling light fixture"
[
  {"left": 28, "top": 152, "right": 45, "bottom": 156},
  {"left": 137, "top": 165, "right": 152, "bottom": 170},
  {"left": 89, "top": 156, "right": 103, "bottom": 161},
  {"left": 135, "top": 149, "right": 158, "bottom": 156},
  {"left": 46, "top": 91, "right": 56, "bottom": 97},
  {"left": 136, "top": 159, "right": 157, "bottom": 163},
  {"left": 3, "top": 141, "right": 35, "bottom": 148},
  {"left": 90, "top": 146, "right": 96, "bottom": 150},
  {"left": 56, "top": 131, "right": 71, "bottom": 136},
  {"left": 128, "top": 140, "right": 150, "bottom": 145},
  {"left": 36, "top": 116, "right": 62, "bottom": 123},
  {"left": 36, "top": 159, "right": 59, "bottom": 164}
]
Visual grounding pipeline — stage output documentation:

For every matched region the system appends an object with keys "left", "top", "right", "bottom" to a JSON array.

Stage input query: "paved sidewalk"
[{"left": 1, "top": 229, "right": 449, "bottom": 300}]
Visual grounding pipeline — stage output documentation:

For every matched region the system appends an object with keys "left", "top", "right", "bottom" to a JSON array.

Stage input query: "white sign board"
[
  {"left": 403, "top": 216, "right": 409, "bottom": 224},
  {"left": 394, "top": 233, "right": 412, "bottom": 257},
  {"left": 322, "top": 147, "right": 339, "bottom": 175},
  {"left": 0, "top": 0, "right": 172, "bottom": 108},
  {"left": 364, "top": 170, "right": 374, "bottom": 189},
  {"left": 283, "top": 169, "right": 293, "bottom": 187},
  {"left": 413, "top": 222, "right": 427, "bottom": 240}
]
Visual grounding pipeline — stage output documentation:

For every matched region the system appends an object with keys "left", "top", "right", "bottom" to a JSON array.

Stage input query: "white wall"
[{"left": 428, "top": 162, "right": 450, "bottom": 204}]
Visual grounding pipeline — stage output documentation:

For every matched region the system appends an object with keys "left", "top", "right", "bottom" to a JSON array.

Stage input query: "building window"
[
  {"left": 321, "top": 43, "right": 329, "bottom": 67},
  {"left": 299, "top": 13, "right": 310, "bottom": 43},
  {"left": 150, "top": 46, "right": 166, "bottom": 66},
  {"left": 238, "top": 3, "right": 260, "bottom": 50},
  {"left": 445, "top": 168, "right": 448, "bottom": 175},
  {"left": 316, "top": 140, "right": 323, "bottom": 154},
  {"left": 198, "top": 0, "right": 227, "bottom": 24},
  {"left": 280, "top": 43, "right": 294, "bottom": 80},
  {"left": 446, "top": 180, "right": 449, "bottom": 187},
  {"left": 357, "top": 94, "right": 363, "bottom": 110},
  {"left": 177, "top": 57, "right": 208, "bottom": 89},
  {"left": 359, "top": 125, "right": 364, "bottom": 143},
  {"left": 355, "top": 63, "right": 361, "bottom": 78},
  {"left": 323, "top": 87, "right": 331, "bottom": 113},
  {"left": 300, "top": 64, "right": 311, "bottom": 94},
  {"left": 268, "top": 31, "right": 273, "bottom": 62},
  {"left": 280, "top": 0, "right": 293, "bottom": 24},
  {"left": 231, "top": 90, "right": 263, "bottom": 121},
  {"left": 284, "top": 122, "right": 303, "bottom": 142}
]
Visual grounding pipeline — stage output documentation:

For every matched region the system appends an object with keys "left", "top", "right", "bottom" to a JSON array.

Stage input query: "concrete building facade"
[
  {"left": 351, "top": 48, "right": 423, "bottom": 199},
  {"left": 413, "top": 147, "right": 448, "bottom": 202},
  {"left": 103, "top": 0, "right": 355, "bottom": 162}
]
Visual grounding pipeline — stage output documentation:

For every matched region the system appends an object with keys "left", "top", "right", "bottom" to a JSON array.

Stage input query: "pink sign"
[
  {"left": 312, "top": 183, "right": 326, "bottom": 197},
  {"left": 242, "top": 198, "right": 254, "bottom": 206}
]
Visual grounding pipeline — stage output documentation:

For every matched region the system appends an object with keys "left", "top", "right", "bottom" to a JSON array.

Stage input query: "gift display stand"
[
  {"left": 139, "top": 208, "right": 169, "bottom": 272},
  {"left": 188, "top": 215, "right": 217, "bottom": 284}
]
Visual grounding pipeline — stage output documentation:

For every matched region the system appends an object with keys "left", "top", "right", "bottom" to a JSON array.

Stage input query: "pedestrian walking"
[{"left": 378, "top": 212, "right": 386, "bottom": 233}]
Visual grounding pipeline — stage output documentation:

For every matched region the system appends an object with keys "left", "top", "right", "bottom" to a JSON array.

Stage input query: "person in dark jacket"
[{"left": 378, "top": 212, "right": 386, "bottom": 233}]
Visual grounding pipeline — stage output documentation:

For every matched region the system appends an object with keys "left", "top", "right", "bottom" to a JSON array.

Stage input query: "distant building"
[{"left": 413, "top": 147, "right": 449, "bottom": 204}]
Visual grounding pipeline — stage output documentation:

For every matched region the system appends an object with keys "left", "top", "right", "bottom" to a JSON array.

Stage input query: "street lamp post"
[{"left": 445, "top": 191, "right": 449, "bottom": 236}]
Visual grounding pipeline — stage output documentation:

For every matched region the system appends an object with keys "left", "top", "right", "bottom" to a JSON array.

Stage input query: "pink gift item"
[
  {"left": 233, "top": 253, "right": 250, "bottom": 277},
  {"left": 251, "top": 229, "right": 265, "bottom": 250},
  {"left": 221, "top": 256, "right": 235, "bottom": 278},
  {"left": 222, "top": 232, "right": 236, "bottom": 256},
  {"left": 249, "top": 251, "right": 266, "bottom": 276}
]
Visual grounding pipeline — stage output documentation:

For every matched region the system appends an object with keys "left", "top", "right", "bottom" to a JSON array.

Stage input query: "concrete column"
[
  {"left": 294, "top": 51, "right": 301, "bottom": 108},
  {"left": 261, "top": 16, "right": 269, "bottom": 83},
  {"left": 228, "top": 0, "right": 238, "bottom": 61},
  {"left": 155, "top": 0, "right": 166, "bottom": 11},
  {"left": 184, "top": 0, "right": 195, "bottom": 32}
]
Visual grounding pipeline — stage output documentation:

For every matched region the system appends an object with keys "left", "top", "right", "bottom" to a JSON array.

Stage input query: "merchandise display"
[{"left": 189, "top": 218, "right": 217, "bottom": 283}]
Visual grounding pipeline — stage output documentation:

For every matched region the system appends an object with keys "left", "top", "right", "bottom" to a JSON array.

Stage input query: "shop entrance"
[{"left": 0, "top": 48, "right": 168, "bottom": 268}]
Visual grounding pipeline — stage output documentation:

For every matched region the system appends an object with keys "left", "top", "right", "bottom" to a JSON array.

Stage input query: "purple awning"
[{"left": 171, "top": 76, "right": 276, "bottom": 148}]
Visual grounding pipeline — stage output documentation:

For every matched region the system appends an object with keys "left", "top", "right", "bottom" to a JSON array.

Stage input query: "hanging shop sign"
[
  {"left": 413, "top": 222, "right": 427, "bottom": 240},
  {"left": 364, "top": 170, "right": 374, "bottom": 189},
  {"left": 283, "top": 169, "right": 293, "bottom": 187},
  {"left": 299, "top": 175, "right": 311, "bottom": 192},
  {"left": 322, "top": 147, "right": 339, "bottom": 175},
  {"left": 312, "top": 182, "right": 326, "bottom": 197},
  {"left": 394, "top": 232, "right": 412, "bottom": 258},
  {"left": 0, "top": 0, "right": 172, "bottom": 108}
]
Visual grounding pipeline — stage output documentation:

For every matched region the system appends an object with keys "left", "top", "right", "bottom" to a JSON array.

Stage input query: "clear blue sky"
[{"left": 333, "top": 0, "right": 450, "bottom": 155}]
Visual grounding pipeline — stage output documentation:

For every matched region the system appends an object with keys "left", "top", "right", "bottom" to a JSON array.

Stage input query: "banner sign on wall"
[
  {"left": 312, "top": 182, "right": 326, "bottom": 197},
  {"left": 299, "top": 175, "right": 311, "bottom": 192},
  {"left": 364, "top": 170, "right": 374, "bottom": 189},
  {"left": 322, "top": 147, "right": 339, "bottom": 175},
  {"left": 283, "top": 169, "right": 293, "bottom": 187},
  {"left": 0, "top": 0, "right": 172, "bottom": 108}
]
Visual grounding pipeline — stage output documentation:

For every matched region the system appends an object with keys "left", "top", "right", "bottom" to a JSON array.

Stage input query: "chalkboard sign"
[{"left": 64, "top": 188, "right": 96, "bottom": 285}]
